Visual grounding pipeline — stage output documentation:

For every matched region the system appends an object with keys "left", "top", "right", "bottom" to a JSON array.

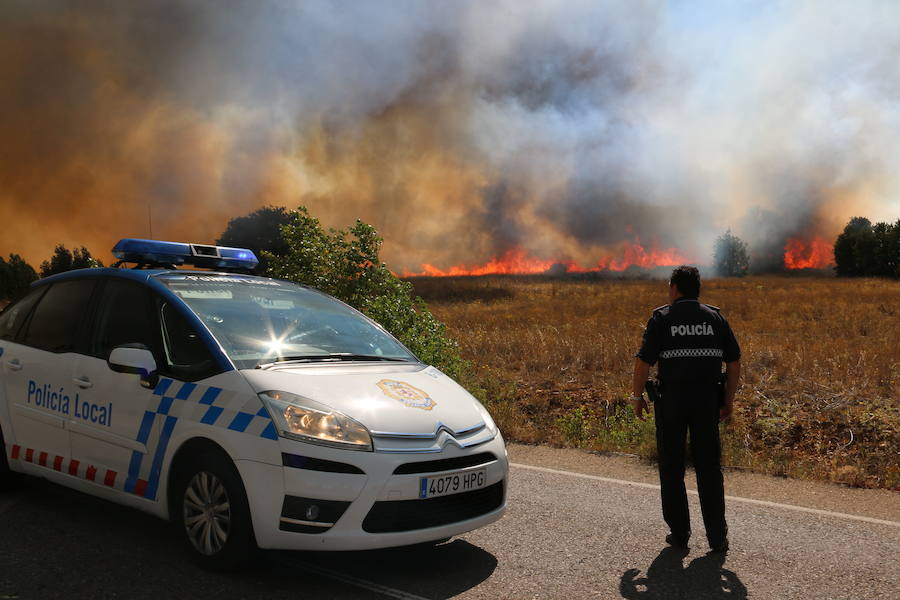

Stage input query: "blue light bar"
[{"left": 112, "top": 238, "right": 259, "bottom": 270}]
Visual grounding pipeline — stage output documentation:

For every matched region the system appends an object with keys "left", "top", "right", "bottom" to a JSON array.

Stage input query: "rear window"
[
  {"left": 0, "top": 287, "right": 45, "bottom": 341},
  {"left": 22, "top": 279, "right": 96, "bottom": 352}
]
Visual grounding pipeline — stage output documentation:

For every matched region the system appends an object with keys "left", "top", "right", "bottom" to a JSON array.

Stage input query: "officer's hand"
[
  {"left": 631, "top": 395, "right": 648, "bottom": 421},
  {"left": 719, "top": 400, "right": 734, "bottom": 422}
]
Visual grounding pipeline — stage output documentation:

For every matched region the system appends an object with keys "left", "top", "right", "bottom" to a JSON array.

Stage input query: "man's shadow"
[{"left": 619, "top": 547, "right": 748, "bottom": 599}]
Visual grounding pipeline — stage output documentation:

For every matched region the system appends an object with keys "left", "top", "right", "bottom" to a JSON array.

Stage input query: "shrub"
[
  {"left": 556, "top": 406, "right": 595, "bottom": 447},
  {"left": 265, "top": 207, "right": 467, "bottom": 379}
]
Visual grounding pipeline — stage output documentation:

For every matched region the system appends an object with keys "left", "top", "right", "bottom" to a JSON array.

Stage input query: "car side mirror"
[{"left": 108, "top": 344, "right": 159, "bottom": 389}]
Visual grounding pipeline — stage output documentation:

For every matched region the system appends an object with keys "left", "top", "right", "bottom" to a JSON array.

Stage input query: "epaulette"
[
  {"left": 704, "top": 304, "right": 721, "bottom": 312},
  {"left": 652, "top": 304, "right": 670, "bottom": 314}
]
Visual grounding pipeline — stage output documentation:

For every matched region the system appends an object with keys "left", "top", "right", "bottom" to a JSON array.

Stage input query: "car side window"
[
  {"left": 0, "top": 287, "right": 46, "bottom": 341},
  {"left": 159, "top": 301, "right": 219, "bottom": 380},
  {"left": 92, "top": 279, "right": 157, "bottom": 360},
  {"left": 21, "top": 279, "right": 96, "bottom": 353}
]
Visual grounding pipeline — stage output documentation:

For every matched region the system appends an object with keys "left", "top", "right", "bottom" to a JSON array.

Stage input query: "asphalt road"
[{"left": 1, "top": 444, "right": 897, "bottom": 600}]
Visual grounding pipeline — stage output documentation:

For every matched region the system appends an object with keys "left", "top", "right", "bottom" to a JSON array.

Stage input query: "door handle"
[
  {"left": 6, "top": 359, "right": 22, "bottom": 371},
  {"left": 73, "top": 376, "right": 93, "bottom": 389}
]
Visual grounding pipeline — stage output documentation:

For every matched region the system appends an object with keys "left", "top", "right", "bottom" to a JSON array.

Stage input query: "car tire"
[{"left": 174, "top": 451, "right": 257, "bottom": 569}]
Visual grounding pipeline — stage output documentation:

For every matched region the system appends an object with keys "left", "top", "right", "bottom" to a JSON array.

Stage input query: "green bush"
[
  {"left": 265, "top": 207, "right": 467, "bottom": 380},
  {"left": 556, "top": 406, "right": 595, "bottom": 447},
  {"left": 556, "top": 401, "right": 656, "bottom": 454},
  {"left": 595, "top": 400, "right": 656, "bottom": 454}
]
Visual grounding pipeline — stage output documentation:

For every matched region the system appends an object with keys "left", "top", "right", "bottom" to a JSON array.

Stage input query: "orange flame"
[
  {"left": 783, "top": 236, "right": 834, "bottom": 269},
  {"left": 401, "top": 241, "right": 691, "bottom": 277}
]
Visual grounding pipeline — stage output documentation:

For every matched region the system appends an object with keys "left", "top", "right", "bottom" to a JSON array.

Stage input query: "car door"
[
  {"left": 69, "top": 277, "right": 162, "bottom": 496},
  {"left": 2, "top": 279, "right": 96, "bottom": 474},
  {"left": 70, "top": 280, "right": 223, "bottom": 501}
]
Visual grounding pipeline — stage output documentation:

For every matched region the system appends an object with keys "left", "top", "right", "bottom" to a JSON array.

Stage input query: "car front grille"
[
  {"left": 392, "top": 452, "right": 497, "bottom": 475},
  {"left": 361, "top": 481, "right": 504, "bottom": 533}
]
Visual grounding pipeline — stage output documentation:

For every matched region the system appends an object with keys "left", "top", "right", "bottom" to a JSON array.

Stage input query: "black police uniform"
[{"left": 636, "top": 297, "right": 741, "bottom": 547}]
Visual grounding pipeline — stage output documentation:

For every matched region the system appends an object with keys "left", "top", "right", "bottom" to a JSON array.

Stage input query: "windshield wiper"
[{"left": 257, "top": 353, "right": 411, "bottom": 368}]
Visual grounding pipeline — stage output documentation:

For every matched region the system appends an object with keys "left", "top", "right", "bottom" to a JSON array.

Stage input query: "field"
[{"left": 412, "top": 275, "right": 900, "bottom": 489}]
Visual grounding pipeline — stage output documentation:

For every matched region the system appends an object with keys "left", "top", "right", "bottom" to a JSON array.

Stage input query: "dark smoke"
[{"left": 0, "top": 1, "right": 898, "bottom": 272}]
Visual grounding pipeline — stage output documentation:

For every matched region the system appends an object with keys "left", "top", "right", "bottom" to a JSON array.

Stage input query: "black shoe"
[
  {"left": 709, "top": 539, "right": 729, "bottom": 553},
  {"left": 666, "top": 533, "right": 690, "bottom": 549}
]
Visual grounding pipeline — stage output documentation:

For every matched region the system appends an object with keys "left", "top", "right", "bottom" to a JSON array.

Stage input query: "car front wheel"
[{"left": 175, "top": 452, "right": 256, "bottom": 569}]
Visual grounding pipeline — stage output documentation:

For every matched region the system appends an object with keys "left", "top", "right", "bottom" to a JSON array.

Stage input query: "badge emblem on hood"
[{"left": 377, "top": 379, "right": 437, "bottom": 411}]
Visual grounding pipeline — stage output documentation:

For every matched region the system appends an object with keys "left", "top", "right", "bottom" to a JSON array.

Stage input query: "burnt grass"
[{"left": 412, "top": 275, "right": 900, "bottom": 489}]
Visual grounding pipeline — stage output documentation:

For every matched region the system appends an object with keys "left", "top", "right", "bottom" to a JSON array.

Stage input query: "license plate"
[{"left": 419, "top": 469, "right": 487, "bottom": 499}]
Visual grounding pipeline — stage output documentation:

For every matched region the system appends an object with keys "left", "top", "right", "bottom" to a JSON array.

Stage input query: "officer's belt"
[{"left": 659, "top": 378, "right": 719, "bottom": 388}]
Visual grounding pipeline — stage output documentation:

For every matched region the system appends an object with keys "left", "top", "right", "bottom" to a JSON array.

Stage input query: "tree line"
[
  {"left": 713, "top": 216, "right": 899, "bottom": 277},
  {"left": 0, "top": 245, "right": 104, "bottom": 303},
  {"left": 3, "top": 209, "right": 898, "bottom": 304}
]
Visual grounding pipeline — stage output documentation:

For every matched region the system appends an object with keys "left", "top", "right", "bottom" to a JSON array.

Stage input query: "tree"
[
  {"left": 0, "top": 254, "right": 38, "bottom": 302},
  {"left": 890, "top": 219, "right": 900, "bottom": 277},
  {"left": 216, "top": 206, "right": 293, "bottom": 273},
  {"left": 265, "top": 207, "right": 466, "bottom": 379},
  {"left": 713, "top": 230, "right": 750, "bottom": 277},
  {"left": 39, "top": 245, "right": 103, "bottom": 278},
  {"left": 872, "top": 219, "right": 900, "bottom": 277},
  {"left": 834, "top": 217, "right": 873, "bottom": 277},
  {"left": 72, "top": 246, "right": 103, "bottom": 270},
  {"left": 872, "top": 222, "right": 893, "bottom": 277},
  {"left": 40, "top": 245, "right": 72, "bottom": 277},
  {"left": 834, "top": 217, "right": 899, "bottom": 277}
]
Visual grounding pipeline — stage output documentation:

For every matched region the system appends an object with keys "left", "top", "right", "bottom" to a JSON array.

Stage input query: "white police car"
[{"left": 0, "top": 239, "right": 507, "bottom": 567}]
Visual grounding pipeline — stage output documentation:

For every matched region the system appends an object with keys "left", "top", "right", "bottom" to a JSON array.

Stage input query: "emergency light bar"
[{"left": 112, "top": 238, "right": 259, "bottom": 270}]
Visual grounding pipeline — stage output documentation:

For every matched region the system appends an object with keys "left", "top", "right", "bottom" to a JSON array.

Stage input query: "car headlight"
[
  {"left": 475, "top": 401, "right": 498, "bottom": 435},
  {"left": 259, "top": 390, "right": 373, "bottom": 451}
]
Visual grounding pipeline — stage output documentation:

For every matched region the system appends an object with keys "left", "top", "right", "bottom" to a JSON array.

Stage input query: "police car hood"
[{"left": 239, "top": 363, "right": 492, "bottom": 442}]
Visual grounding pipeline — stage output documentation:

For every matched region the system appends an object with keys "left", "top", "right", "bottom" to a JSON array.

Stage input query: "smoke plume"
[{"left": 1, "top": 1, "right": 898, "bottom": 273}]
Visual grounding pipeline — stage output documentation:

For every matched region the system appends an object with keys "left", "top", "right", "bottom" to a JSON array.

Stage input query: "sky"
[{"left": 0, "top": 0, "right": 898, "bottom": 273}]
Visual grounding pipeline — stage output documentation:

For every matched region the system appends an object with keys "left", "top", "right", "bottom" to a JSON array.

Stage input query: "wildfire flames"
[
  {"left": 783, "top": 236, "right": 834, "bottom": 269},
  {"left": 401, "top": 241, "right": 692, "bottom": 277}
]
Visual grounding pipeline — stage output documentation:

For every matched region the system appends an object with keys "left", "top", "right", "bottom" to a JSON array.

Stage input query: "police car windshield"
[{"left": 157, "top": 274, "right": 417, "bottom": 369}]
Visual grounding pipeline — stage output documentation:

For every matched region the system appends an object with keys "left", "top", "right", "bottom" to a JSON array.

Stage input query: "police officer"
[{"left": 631, "top": 265, "right": 741, "bottom": 553}]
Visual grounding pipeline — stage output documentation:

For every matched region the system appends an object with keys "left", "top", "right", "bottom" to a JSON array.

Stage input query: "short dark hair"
[{"left": 670, "top": 265, "right": 701, "bottom": 298}]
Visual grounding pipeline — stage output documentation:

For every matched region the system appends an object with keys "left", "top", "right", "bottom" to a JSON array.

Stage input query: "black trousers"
[{"left": 654, "top": 384, "right": 727, "bottom": 545}]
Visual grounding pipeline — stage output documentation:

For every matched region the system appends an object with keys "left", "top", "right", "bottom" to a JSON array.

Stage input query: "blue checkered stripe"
[{"left": 125, "top": 378, "right": 277, "bottom": 501}]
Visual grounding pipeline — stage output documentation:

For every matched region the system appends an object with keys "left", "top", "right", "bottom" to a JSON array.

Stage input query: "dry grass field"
[{"left": 412, "top": 275, "right": 900, "bottom": 489}]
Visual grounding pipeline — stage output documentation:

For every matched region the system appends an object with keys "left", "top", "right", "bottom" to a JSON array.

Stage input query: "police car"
[{"left": 0, "top": 239, "right": 507, "bottom": 567}]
